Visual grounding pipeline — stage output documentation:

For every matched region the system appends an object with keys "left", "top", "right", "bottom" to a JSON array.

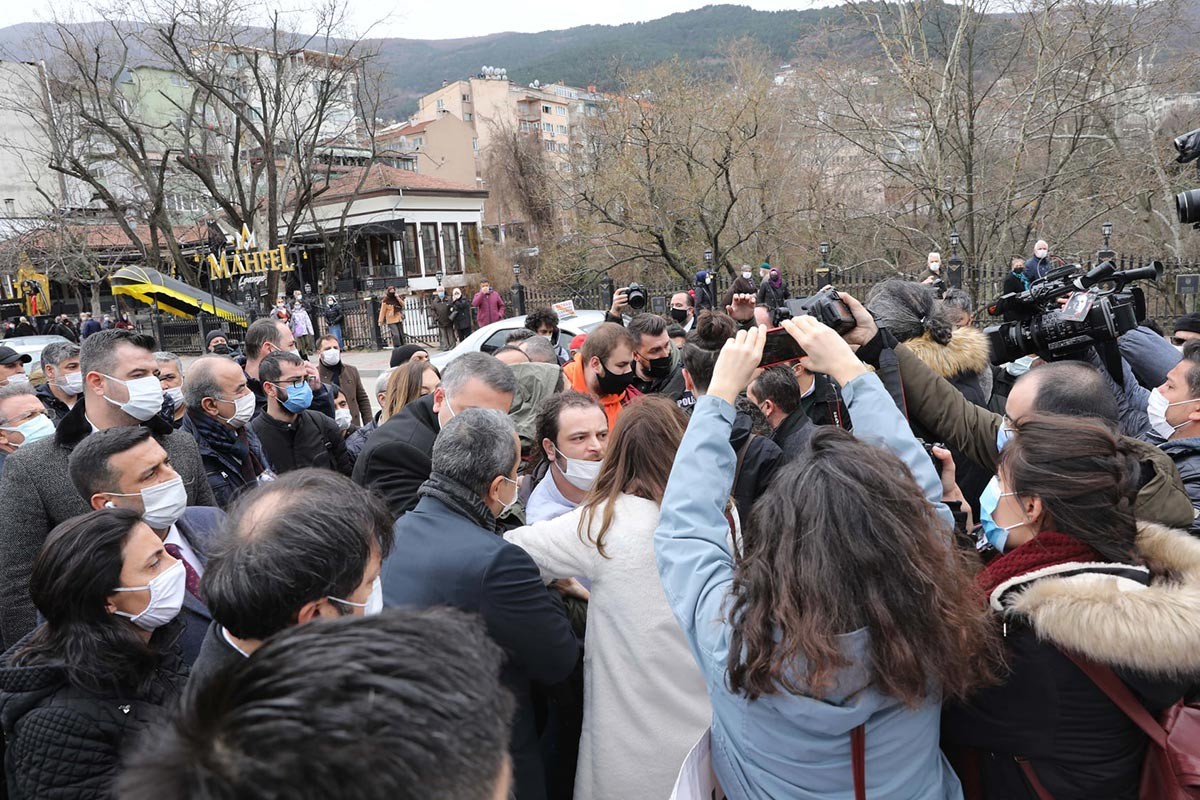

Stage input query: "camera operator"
[
  {"left": 627, "top": 314, "right": 688, "bottom": 406},
  {"left": 840, "top": 291, "right": 1195, "bottom": 531},
  {"left": 1172, "top": 312, "right": 1200, "bottom": 348}
]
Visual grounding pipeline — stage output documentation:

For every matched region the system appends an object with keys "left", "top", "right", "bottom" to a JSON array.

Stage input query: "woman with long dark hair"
[
  {"left": 943, "top": 414, "right": 1200, "bottom": 799},
  {"left": 505, "top": 395, "right": 712, "bottom": 800},
  {"left": 656, "top": 321, "right": 998, "bottom": 798},
  {"left": 0, "top": 508, "right": 187, "bottom": 798}
]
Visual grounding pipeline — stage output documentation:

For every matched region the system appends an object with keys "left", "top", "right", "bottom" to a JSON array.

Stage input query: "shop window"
[
  {"left": 462, "top": 223, "right": 481, "bottom": 271},
  {"left": 420, "top": 223, "right": 440, "bottom": 272},
  {"left": 441, "top": 224, "right": 462, "bottom": 274},
  {"left": 402, "top": 223, "right": 421, "bottom": 278}
]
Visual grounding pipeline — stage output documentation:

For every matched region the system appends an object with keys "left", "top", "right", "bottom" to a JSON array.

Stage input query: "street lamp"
[
  {"left": 512, "top": 264, "right": 521, "bottom": 282},
  {"left": 817, "top": 241, "right": 831, "bottom": 286},
  {"left": 511, "top": 264, "right": 525, "bottom": 315},
  {"left": 947, "top": 230, "right": 963, "bottom": 290},
  {"left": 949, "top": 230, "right": 960, "bottom": 251},
  {"left": 435, "top": 270, "right": 444, "bottom": 286},
  {"left": 1102, "top": 221, "right": 1113, "bottom": 250}
]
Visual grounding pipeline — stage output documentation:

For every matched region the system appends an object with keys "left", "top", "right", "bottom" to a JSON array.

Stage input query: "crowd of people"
[{"left": 0, "top": 263, "right": 1198, "bottom": 800}]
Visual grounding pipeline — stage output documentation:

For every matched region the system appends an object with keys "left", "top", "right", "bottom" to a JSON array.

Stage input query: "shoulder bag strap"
[
  {"left": 1064, "top": 652, "right": 1169, "bottom": 749},
  {"left": 1015, "top": 758, "right": 1056, "bottom": 800},
  {"left": 851, "top": 724, "right": 866, "bottom": 800}
]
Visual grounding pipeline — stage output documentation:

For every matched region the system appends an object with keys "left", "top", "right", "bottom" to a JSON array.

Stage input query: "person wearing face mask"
[
  {"left": 563, "top": 323, "right": 641, "bottom": 431},
  {"left": 626, "top": 313, "right": 688, "bottom": 406},
  {"left": 722, "top": 264, "right": 758, "bottom": 311},
  {"left": 0, "top": 384, "right": 56, "bottom": 472},
  {"left": 204, "top": 330, "right": 238, "bottom": 358},
  {"left": 920, "top": 250, "right": 943, "bottom": 284},
  {"left": 755, "top": 267, "right": 788, "bottom": 314},
  {"left": 0, "top": 344, "right": 31, "bottom": 387},
  {"left": 523, "top": 392, "right": 608, "bottom": 524},
  {"left": 945, "top": 415, "right": 1200, "bottom": 799},
  {"left": 428, "top": 288, "right": 455, "bottom": 351},
  {"left": 746, "top": 366, "right": 814, "bottom": 463},
  {"left": 322, "top": 295, "right": 344, "bottom": 348},
  {"left": 355, "top": 353, "right": 515, "bottom": 519},
  {"left": 384, "top": 408, "right": 580, "bottom": 800},
  {"left": 506, "top": 396, "right": 710, "bottom": 800},
  {"left": 0, "top": 507, "right": 188, "bottom": 799},
  {"left": 523, "top": 307, "right": 571, "bottom": 365},
  {"left": 0, "top": 329, "right": 214, "bottom": 650},
  {"left": 155, "top": 351, "right": 187, "bottom": 428},
  {"left": 67, "top": 426, "right": 225, "bottom": 667},
  {"left": 450, "top": 287, "right": 473, "bottom": 342},
  {"left": 180, "top": 355, "right": 275, "bottom": 508},
  {"left": 33, "top": 340, "right": 81, "bottom": 424},
  {"left": 1024, "top": 238, "right": 1052, "bottom": 281},
  {"left": 668, "top": 291, "right": 696, "bottom": 332},
  {"left": 248, "top": 351, "right": 352, "bottom": 477},
  {"left": 185, "top": 469, "right": 392, "bottom": 693},
  {"left": 332, "top": 389, "right": 356, "bottom": 437},
  {"left": 378, "top": 285, "right": 406, "bottom": 347},
  {"left": 315, "top": 335, "right": 371, "bottom": 427},
  {"left": 239, "top": 318, "right": 335, "bottom": 421}
]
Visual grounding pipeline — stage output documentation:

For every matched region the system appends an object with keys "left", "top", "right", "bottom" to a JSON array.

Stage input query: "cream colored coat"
[{"left": 505, "top": 494, "right": 711, "bottom": 800}]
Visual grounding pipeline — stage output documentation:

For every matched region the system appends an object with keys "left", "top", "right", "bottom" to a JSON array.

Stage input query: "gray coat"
[{"left": 0, "top": 401, "right": 215, "bottom": 648}]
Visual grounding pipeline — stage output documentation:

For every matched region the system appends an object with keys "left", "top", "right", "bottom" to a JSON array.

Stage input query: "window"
[
  {"left": 481, "top": 329, "right": 513, "bottom": 354},
  {"left": 464, "top": 112, "right": 472, "bottom": 121},
  {"left": 420, "top": 223, "right": 440, "bottom": 271},
  {"left": 542, "top": 122, "right": 552, "bottom": 133},
  {"left": 544, "top": 141, "right": 556, "bottom": 152},
  {"left": 368, "top": 234, "right": 395, "bottom": 273},
  {"left": 436, "top": 99, "right": 445, "bottom": 110},
  {"left": 402, "top": 223, "right": 420, "bottom": 278},
  {"left": 519, "top": 121, "right": 530, "bottom": 133},
  {"left": 462, "top": 94, "right": 470, "bottom": 102},
  {"left": 542, "top": 105, "right": 552, "bottom": 114},
  {"left": 3, "top": 199, "right": 13, "bottom": 214},
  {"left": 414, "top": 137, "right": 424, "bottom": 147},
  {"left": 462, "top": 223, "right": 480, "bottom": 271},
  {"left": 555, "top": 106, "right": 566, "bottom": 116},
  {"left": 441, "top": 224, "right": 461, "bottom": 275},
  {"left": 556, "top": 124, "right": 567, "bottom": 134},
  {"left": 558, "top": 142, "right": 569, "bottom": 153},
  {"left": 472, "top": 137, "right": 479, "bottom": 153}
]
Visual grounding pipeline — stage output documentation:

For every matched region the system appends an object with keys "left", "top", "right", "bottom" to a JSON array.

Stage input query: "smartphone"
[{"left": 758, "top": 327, "right": 806, "bottom": 368}]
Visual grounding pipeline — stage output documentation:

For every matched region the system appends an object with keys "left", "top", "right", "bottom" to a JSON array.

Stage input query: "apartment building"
[{"left": 375, "top": 114, "right": 478, "bottom": 187}]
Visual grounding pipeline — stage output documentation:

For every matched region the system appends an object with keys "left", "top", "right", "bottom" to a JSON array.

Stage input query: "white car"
[
  {"left": 3, "top": 335, "right": 72, "bottom": 374},
  {"left": 432, "top": 310, "right": 608, "bottom": 371}
]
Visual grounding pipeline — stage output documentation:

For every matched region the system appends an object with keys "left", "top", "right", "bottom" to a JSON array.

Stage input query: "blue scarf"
[{"left": 187, "top": 409, "right": 269, "bottom": 482}]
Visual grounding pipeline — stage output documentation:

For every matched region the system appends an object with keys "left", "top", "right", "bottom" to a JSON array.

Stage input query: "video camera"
[
  {"left": 985, "top": 260, "right": 1163, "bottom": 366},
  {"left": 1174, "top": 127, "right": 1200, "bottom": 226},
  {"left": 772, "top": 287, "right": 857, "bottom": 332}
]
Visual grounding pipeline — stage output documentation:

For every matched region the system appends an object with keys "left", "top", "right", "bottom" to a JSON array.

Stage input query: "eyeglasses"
[
  {"left": 271, "top": 377, "right": 307, "bottom": 389},
  {"left": 1, "top": 408, "right": 46, "bottom": 427},
  {"left": 1172, "top": 337, "right": 1189, "bottom": 347}
]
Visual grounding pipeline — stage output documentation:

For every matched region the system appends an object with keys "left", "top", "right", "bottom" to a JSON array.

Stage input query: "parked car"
[
  {"left": 431, "top": 310, "right": 607, "bottom": 371},
  {"left": 3, "top": 335, "right": 71, "bottom": 375}
]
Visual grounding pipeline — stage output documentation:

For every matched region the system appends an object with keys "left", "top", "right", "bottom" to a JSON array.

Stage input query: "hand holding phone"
[{"left": 758, "top": 327, "right": 806, "bottom": 368}]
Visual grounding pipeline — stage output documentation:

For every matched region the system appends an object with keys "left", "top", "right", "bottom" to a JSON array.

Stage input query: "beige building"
[{"left": 375, "top": 114, "right": 478, "bottom": 188}]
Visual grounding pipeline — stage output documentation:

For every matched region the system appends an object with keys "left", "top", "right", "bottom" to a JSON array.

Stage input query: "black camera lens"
[
  {"left": 1177, "top": 189, "right": 1200, "bottom": 225},
  {"left": 626, "top": 283, "right": 647, "bottom": 310}
]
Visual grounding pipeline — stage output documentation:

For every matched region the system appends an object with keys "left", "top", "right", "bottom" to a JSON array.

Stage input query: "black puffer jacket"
[
  {"left": 728, "top": 410, "right": 782, "bottom": 525},
  {"left": 0, "top": 637, "right": 184, "bottom": 799}
]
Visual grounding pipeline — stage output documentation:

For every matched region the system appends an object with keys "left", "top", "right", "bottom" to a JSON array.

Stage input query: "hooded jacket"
[
  {"left": 943, "top": 522, "right": 1200, "bottom": 799},
  {"left": 33, "top": 381, "right": 73, "bottom": 426},
  {"left": 508, "top": 362, "right": 565, "bottom": 453}
]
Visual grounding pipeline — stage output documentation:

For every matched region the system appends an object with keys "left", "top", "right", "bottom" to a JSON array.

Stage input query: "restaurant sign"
[{"left": 207, "top": 224, "right": 295, "bottom": 280}]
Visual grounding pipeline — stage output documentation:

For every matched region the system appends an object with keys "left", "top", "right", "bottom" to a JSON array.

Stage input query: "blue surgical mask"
[
  {"left": 0, "top": 412, "right": 55, "bottom": 448},
  {"left": 273, "top": 380, "right": 313, "bottom": 414},
  {"left": 996, "top": 420, "right": 1014, "bottom": 452},
  {"left": 978, "top": 476, "right": 1027, "bottom": 553}
]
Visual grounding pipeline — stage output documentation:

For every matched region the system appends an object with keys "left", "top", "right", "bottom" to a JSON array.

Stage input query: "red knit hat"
[{"left": 570, "top": 333, "right": 587, "bottom": 352}]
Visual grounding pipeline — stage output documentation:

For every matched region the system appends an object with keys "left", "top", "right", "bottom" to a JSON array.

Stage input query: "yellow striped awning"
[{"left": 109, "top": 266, "right": 248, "bottom": 323}]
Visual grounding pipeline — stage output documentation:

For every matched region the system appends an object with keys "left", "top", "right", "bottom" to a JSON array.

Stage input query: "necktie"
[{"left": 163, "top": 543, "right": 203, "bottom": 602}]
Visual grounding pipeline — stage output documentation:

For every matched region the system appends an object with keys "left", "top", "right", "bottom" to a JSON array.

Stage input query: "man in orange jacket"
[{"left": 562, "top": 322, "right": 640, "bottom": 429}]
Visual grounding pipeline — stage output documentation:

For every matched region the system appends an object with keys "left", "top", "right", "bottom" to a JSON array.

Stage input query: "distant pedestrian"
[
  {"left": 428, "top": 289, "right": 455, "bottom": 351},
  {"left": 80, "top": 313, "right": 101, "bottom": 340},
  {"left": 1025, "top": 238, "right": 1052, "bottom": 281},
  {"left": 472, "top": 280, "right": 505, "bottom": 327},
  {"left": 323, "top": 296, "right": 344, "bottom": 349},
  {"left": 450, "top": 288, "right": 472, "bottom": 343},
  {"left": 377, "top": 286, "right": 405, "bottom": 347},
  {"left": 290, "top": 302, "right": 314, "bottom": 358},
  {"left": 756, "top": 267, "right": 788, "bottom": 312}
]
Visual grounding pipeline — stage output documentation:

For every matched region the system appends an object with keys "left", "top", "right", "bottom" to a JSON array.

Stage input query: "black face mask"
[
  {"left": 645, "top": 354, "right": 673, "bottom": 379},
  {"left": 596, "top": 360, "right": 637, "bottom": 395},
  {"left": 669, "top": 308, "right": 689, "bottom": 324},
  {"left": 211, "top": 343, "right": 231, "bottom": 355}
]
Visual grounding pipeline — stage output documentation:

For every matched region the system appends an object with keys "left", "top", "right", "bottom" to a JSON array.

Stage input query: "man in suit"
[
  {"left": 187, "top": 469, "right": 393, "bottom": 693},
  {"left": 382, "top": 408, "right": 580, "bottom": 800},
  {"left": 353, "top": 352, "right": 515, "bottom": 518},
  {"left": 0, "top": 329, "right": 215, "bottom": 649},
  {"left": 67, "top": 426, "right": 225, "bottom": 667}
]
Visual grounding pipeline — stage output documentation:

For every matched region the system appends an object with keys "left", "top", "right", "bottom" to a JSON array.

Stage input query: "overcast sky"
[{"left": 8, "top": 0, "right": 832, "bottom": 40}]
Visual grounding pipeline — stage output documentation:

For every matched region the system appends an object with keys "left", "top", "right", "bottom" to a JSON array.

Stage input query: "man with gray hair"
[
  {"left": 941, "top": 288, "right": 975, "bottom": 328},
  {"left": 383, "top": 407, "right": 578, "bottom": 800},
  {"left": 35, "top": 340, "right": 82, "bottom": 424},
  {"left": 345, "top": 369, "right": 393, "bottom": 460},
  {"left": 0, "top": 383, "right": 54, "bottom": 471},
  {"left": 354, "top": 352, "right": 516, "bottom": 518},
  {"left": 156, "top": 351, "right": 187, "bottom": 426},
  {"left": 517, "top": 336, "right": 559, "bottom": 365}
]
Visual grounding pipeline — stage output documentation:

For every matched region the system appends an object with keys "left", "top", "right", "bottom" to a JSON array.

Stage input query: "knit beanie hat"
[
  {"left": 390, "top": 344, "right": 427, "bottom": 368},
  {"left": 1175, "top": 312, "right": 1200, "bottom": 335},
  {"left": 206, "top": 329, "right": 228, "bottom": 347}
]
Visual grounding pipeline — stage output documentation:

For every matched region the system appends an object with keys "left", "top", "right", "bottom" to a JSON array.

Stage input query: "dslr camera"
[
  {"left": 625, "top": 283, "right": 647, "bottom": 311},
  {"left": 773, "top": 287, "right": 857, "bottom": 333},
  {"left": 985, "top": 260, "right": 1162, "bottom": 365},
  {"left": 1175, "top": 127, "right": 1200, "bottom": 226}
]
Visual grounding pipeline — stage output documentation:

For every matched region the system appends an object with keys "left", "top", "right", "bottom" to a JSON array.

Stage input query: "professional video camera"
[
  {"left": 1174, "top": 127, "right": 1200, "bottom": 226},
  {"left": 772, "top": 287, "right": 857, "bottom": 332},
  {"left": 985, "top": 260, "right": 1163, "bottom": 371}
]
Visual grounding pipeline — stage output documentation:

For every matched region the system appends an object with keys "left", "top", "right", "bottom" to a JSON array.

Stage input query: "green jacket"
[{"left": 894, "top": 344, "right": 1195, "bottom": 531}]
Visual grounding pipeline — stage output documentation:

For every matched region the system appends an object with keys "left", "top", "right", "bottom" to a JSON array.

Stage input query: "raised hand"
[
  {"left": 726, "top": 293, "right": 757, "bottom": 322},
  {"left": 707, "top": 325, "right": 767, "bottom": 406},
  {"left": 832, "top": 291, "right": 878, "bottom": 347},
  {"left": 780, "top": 316, "right": 867, "bottom": 386}
]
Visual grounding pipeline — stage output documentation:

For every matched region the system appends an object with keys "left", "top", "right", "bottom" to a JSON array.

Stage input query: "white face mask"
[
  {"left": 57, "top": 371, "right": 84, "bottom": 396},
  {"left": 741, "top": 270, "right": 752, "bottom": 279},
  {"left": 0, "top": 412, "right": 55, "bottom": 448},
  {"left": 6, "top": 372, "right": 29, "bottom": 386},
  {"left": 929, "top": 262, "right": 941, "bottom": 273},
  {"left": 334, "top": 408, "right": 352, "bottom": 430},
  {"left": 1035, "top": 248, "right": 1048, "bottom": 259},
  {"left": 112, "top": 560, "right": 186, "bottom": 630},
  {"left": 101, "top": 374, "right": 165, "bottom": 422},
  {"left": 164, "top": 386, "right": 184, "bottom": 408},
  {"left": 328, "top": 576, "right": 383, "bottom": 616},
  {"left": 497, "top": 475, "right": 520, "bottom": 517},
  {"left": 320, "top": 349, "right": 341, "bottom": 367},
  {"left": 108, "top": 476, "right": 188, "bottom": 530},
  {"left": 213, "top": 391, "right": 257, "bottom": 429},
  {"left": 1147, "top": 388, "right": 1197, "bottom": 440},
  {"left": 554, "top": 446, "right": 603, "bottom": 492}
]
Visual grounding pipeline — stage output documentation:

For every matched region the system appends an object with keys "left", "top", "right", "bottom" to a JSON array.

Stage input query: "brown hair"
[
  {"left": 680, "top": 311, "right": 737, "bottom": 393},
  {"left": 577, "top": 396, "right": 687, "bottom": 558},
  {"left": 382, "top": 361, "right": 441, "bottom": 421},
  {"left": 580, "top": 322, "right": 637, "bottom": 366},
  {"left": 1000, "top": 414, "right": 1142, "bottom": 563},
  {"left": 728, "top": 426, "right": 1000, "bottom": 703}
]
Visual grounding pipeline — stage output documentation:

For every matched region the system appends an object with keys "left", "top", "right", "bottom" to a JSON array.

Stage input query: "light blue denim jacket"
[{"left": 654, "top": 372, "right": 962, "bottom": 799}]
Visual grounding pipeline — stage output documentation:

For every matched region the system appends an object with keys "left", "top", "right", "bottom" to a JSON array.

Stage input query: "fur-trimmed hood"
[
  {"left": 999, "top": 522, "right": 1200, "bottom": 678},
  {"left": 902, "top": 325, "right": 991, "bottom": 380}
]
